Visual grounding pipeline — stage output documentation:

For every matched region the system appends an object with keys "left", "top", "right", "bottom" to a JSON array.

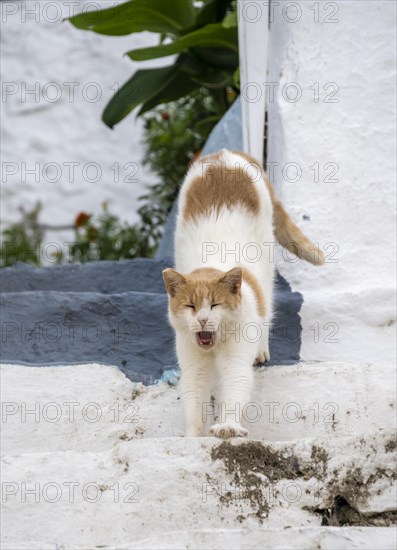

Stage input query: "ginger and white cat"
[{"left": 163, "top": 149, "right": 323, "bottom": 439}]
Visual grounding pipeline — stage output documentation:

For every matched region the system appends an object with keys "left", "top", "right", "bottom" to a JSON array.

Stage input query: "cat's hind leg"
[{"left": 255, "top": 319, "right": 271, "bottom": 364}]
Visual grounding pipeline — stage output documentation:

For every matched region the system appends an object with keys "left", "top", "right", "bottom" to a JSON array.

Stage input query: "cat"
[{"left": 163, "top": 149, "right": 323, "bottom": 439}]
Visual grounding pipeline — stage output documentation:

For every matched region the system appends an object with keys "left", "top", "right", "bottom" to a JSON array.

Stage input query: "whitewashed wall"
[
  {"left": 1, "top": 0, "right": 166, "bottom": 251},
  {"left": 265, "top": 0, "right": 396, "bottom": 362}
]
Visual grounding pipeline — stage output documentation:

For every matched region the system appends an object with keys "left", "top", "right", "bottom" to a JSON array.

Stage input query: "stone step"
[
  {"left": 0, "top": 259, "right": 171, "bottom": 294},
  {"left": 2, "top": 433, "right": 396, "bottom": 545},
  {"left": 0, "top": 291, "right": 175, "bottom": 383},
  {"left": 0, "top": 260, "right": 306, "bottom": 380},
  {"left": 1, "top": 361, "right": 396, "bottom": 549},
  {"left": 2, "top": 361, "right": 395, "bottom": 451},
  {"left": 6, "top": 527, "right": 397, "bottom": 550}
]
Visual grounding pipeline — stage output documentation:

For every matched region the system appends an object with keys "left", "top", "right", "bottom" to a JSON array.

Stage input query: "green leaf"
[
  {"left": 68, "top": 0, "right": 195, "bottom": 36},
  {"left": 195, "top": 115, "right": 220, "bottom": 134},
  {"left": 190, "top": 47, "right": 239, "bottom": 70},
  {"left": 191, "top": 69, "right": 233, "bottom": 89},
  {"left": 168, "top": 52, "right": 234, "bottom": 92},
  {"left": 127, "top": 23, "right": 238, "bottom": 61},
  {"left": 138, "top": 70, "right": 200, "bottom": 115},
  {"left": 195, "top": 0, "right": 234, "bottom": 27},
  {"left": 102, "top": 63, "right": 206, "bottom": 126},
  {"left": 102, "top": 66, "right": 177, "bottom": 128},
  {"left": 233, "top": 66, "right": 240, "bottom": 88},
  {"left": 177, "top": 51, "right": 236, "bottom": 80}
]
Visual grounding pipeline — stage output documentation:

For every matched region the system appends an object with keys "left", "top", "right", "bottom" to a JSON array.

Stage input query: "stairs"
[
  {"left": 1, "top": 361, "right": 396, "bottom": 549},
  {"left": 1, "top": 260, "right": 396, "bottom": 548}
]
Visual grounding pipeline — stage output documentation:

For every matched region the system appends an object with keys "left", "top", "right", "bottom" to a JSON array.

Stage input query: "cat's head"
[{"left": 162, "top": 267, "right": 242, "bottom": 350}]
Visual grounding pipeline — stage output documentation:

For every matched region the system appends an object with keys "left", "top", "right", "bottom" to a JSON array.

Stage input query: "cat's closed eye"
[
  {"left": 211, "top": 303, "right": 222, "bottom": 309},
  {"left": 186, "top": 304, "right": 195, "bottom": 310}
]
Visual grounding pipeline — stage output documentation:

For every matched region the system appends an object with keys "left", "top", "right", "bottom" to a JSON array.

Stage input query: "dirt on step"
[
  {"left": 210, "top": 438, "right": 396, "bottom": 526},
  {"left": 210, "top": 441, "right": 303, "bottom": 523},
  {"left": 211, "top": 440, "right": 301, "bottom": 483},
  {"left": 385, "top": 438, "right": 397, "bottom": 453},
  {"left": 311, "top": 495, "right": 397, "bottom": 527}
]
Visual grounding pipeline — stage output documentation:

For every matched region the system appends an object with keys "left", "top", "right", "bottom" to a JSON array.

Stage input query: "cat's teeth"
[{"left": 196, "top": 331, "right": 215, "bottom": 347}]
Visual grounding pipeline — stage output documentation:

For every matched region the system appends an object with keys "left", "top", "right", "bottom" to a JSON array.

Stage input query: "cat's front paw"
[{"left": 209, "top": 423, "right": 248, "bottom": 439}]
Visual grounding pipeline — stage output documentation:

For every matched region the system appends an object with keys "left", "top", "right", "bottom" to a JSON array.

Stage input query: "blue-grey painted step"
[
  {"left": 0, "top": 289, "right": 175, "bottom": 384},
  {"left": 0, "top": 260, "right": 302, "bottom": 382},
  {"left": 0, "top": 259, "right": 170, "bottom": 294}
]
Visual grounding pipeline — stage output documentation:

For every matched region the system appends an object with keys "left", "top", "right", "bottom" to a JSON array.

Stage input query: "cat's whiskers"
[
  {"left": 188, "top": 320, "right": 219, "bottom": 335},
  {"left": 182, "top": 330, "right": 196, "bottom": 347}
]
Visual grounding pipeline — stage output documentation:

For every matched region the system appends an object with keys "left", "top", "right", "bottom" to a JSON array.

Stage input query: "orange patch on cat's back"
[
  {"left": 242, "top": 268, "right": 266, "bottom": 318},
  {"left": 182, "top": 150, "right": 260, "bottom": 222},
  {"left": 233, "top": 150, "right": 276, "bottom": 199}
]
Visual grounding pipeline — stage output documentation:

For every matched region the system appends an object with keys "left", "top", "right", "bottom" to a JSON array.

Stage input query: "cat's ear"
[
  {"left": 219, "top": 267, "right": 242, "bottom": 294},
  {"left": 162, "top": 269, "right": 187, "bottom": 297}
]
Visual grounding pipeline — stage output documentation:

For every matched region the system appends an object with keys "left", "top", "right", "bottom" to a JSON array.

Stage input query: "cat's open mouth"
[{"left": 196, "top": 331, "right": 216, "bottom": 348}]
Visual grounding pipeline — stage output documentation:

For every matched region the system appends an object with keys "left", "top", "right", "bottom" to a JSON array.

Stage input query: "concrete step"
[
  {"left": 0, "top": 259, "right": 171, "bottom": 294},
  {"left": 2, "top": 361, "right": 395, "bottom": 451},
  {"left": 0, "top": 260, "right": 305, "bottom": 380},
  {"left": 0, "top": 290, "right": 175, "bottom": 383},
  {"left": 6, "top": 528, "right": 397, "bottom": 550},
  {"left": 2, "top": 433, "right": 396, "bottom": 546},
  {"left": 1, "top": 361, "right": 396, "bottom": 549}
]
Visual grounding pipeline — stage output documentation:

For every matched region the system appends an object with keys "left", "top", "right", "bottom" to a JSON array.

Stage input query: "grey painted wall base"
[{"left": 0, "top": 260, "right": 302, "bottom": 383}]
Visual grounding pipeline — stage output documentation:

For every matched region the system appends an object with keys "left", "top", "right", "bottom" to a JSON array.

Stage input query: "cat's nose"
[{"left": 198, "top": 317, "right": 208, "bottom": 328}]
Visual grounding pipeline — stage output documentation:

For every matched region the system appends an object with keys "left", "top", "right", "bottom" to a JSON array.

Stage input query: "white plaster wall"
[
  {"left": 1, "top": 0, "right": 167, "bottom": 249},
  {"left": 266, "top": 0, "right": 396, "bottom": 362}
]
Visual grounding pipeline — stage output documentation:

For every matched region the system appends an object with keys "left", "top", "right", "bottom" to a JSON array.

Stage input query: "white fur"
[{"left": 171, "top": 150, "right": 275, "bottom": 438}]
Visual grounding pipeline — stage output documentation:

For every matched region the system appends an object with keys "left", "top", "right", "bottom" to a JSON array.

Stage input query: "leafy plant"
[
  {"left": 70, "top": 203, "right": 155, "bottom": 262},
  {"left": 0, "top": 202, "right": 162, "bottom": 268},
  {"left": 69, "top": 0, "right": 239, "bottom": 128},
  {"left": 0, "top": 203, "right": 44, "bottom": 267},
  {"left": 63, "top": 0, "right": 241, "bottom": 261},
  {"left": 140, "top": 90, "right": 221, "bottom": 221}
]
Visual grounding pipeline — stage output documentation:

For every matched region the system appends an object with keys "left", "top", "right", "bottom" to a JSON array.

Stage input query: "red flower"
[{"left": 74, "top": 212, "right": 91, "bottom": 228}]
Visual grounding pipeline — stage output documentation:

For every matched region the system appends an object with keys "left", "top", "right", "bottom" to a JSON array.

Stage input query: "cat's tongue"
[{"left": 197, "top": 331, "right": 215, "bottom": 347}]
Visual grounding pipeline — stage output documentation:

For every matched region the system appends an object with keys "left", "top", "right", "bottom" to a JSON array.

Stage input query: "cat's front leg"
[
  {"left": 180, "top": 369, "right": 203, "bottom": 437},
  {"left": 210, "top": 352, "right": 254, "bottom": 439},
  {"left": 176, "top": 334, "right": 213, "bottom": 436},
  {"left": 179, "top": 365, "right": 212, "bottom": 436}
]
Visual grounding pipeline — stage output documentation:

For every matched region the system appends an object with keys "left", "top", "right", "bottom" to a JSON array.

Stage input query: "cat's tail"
[
  {"left": 234, "top": 150, "right": 324, "bottom": 265},
  {"left": 269, "top": 190, "right": 324, "bottom": 265}
]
